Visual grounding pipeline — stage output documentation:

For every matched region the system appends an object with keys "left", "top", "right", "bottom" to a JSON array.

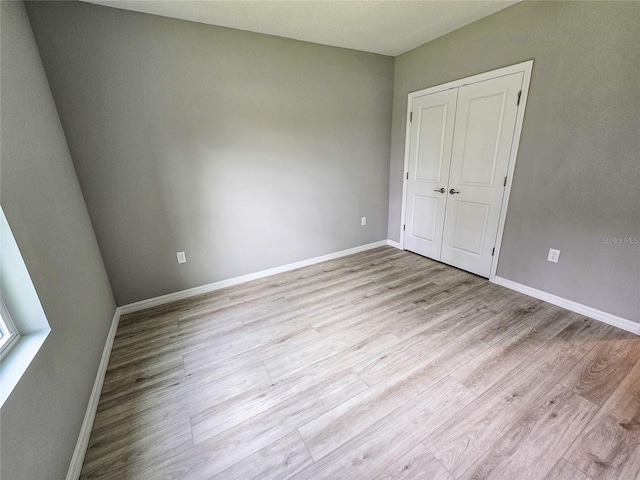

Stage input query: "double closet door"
[{"left": 404, "top": 72, "right": 523, "bottom": 278}]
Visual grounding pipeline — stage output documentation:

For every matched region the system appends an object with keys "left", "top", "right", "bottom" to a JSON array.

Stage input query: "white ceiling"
[{"left": 81, "top": 0, "right": 518, "bottom": 56}]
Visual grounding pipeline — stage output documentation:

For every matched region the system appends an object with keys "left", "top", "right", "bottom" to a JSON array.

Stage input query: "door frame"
[{"left": 399, "top": 60, "right": 534, "bottom": 281}]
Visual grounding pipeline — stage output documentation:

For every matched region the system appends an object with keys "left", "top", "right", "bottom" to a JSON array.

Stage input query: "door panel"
[
  {"left": 441, "top": 72, "right": 523, "bottom": 277},
  {"left": 416, "top": 104, "right": 449, "bottom": 182},
  {"left": 404, "top": 89, "right": 457, "bottom": 260},
  {"left": 459, "top": 92, "right": 506, "bottom": 185},
  {"left": 449, "top": 201, "right": 489, "bottom": 255},
  {"left": 411, "top": 195, "right": 439, "bottom": 241}
]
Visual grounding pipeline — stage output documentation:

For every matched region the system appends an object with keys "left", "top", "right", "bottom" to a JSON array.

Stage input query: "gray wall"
[
  {"left": 389, "top": 1, "right": 640, "bottom": 323},
  {"left": 0, "top": 2, "right": 117, "bottom": 478},
  {"left": 26, "top": 1, "right": 395, "bottom": 306}
]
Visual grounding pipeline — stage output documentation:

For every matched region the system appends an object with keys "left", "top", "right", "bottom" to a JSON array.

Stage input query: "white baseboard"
[
  {"left": 67, "top": 308, "right": 122, "bottom": 480},
  {"left": 119, "top": 240, "right": 390, "bottom": 315},
  {"left": 493, "top": 276, "right": 639, "bottom": 335},
  {"left": 386, "top": 239, "right": 402, "bottom": 249}
]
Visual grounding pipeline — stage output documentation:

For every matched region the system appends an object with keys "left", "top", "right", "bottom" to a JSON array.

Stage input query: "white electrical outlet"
[
  {"left": 547, "top": 248, "right": 560, "bottom": 263},
  {"left": 361, "top": 217, "right": 367, "bottom": 226},
  {"left": 176, "top": 251, "right": 187, "bottom": 264}
]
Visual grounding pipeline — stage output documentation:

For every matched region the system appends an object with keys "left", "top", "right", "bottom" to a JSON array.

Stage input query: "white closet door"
[
  {"left": 440, "top": 72, "right": 523, "bottom": 277},
  {"left": 404, "top": 89, "right": 457, "bottom": 260}
]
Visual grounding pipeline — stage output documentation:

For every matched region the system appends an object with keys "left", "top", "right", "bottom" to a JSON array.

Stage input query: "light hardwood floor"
[{"left": 81, "top": 247, "right": 640, "bottom": 480}]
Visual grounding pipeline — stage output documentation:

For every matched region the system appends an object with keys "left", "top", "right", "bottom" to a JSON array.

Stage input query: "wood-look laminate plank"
[
  {"left": 106, "top": 317, "right": 243, "bottom": 371},
  {"left": 170, "top": 294, "right": 239, "bottom": 323},
  {"left": 222, "top": 261, "right": 352, "bottom": 302},
  {"left": 274, "top": 332, "right": 401, "bottom": 384},
  {"left": 559, "top": 327, "right": 640, "bottom": 406},
  {"left": 373, "top": 444, "right": 453, "bottom": 480},
  {"left": 554, "top": 315, "right": 612, "bottom": 348},
  {"left": 457, "top": 383, "right": 597, "bottom": 480},
  {"left": 182, "top": 326, "right": 320, "bottom": 376},
  {"left": 425, "top": 317, "right": 603, "bottom": 478},
  {"left": 282, "top": 268, "right": 392, "bottom": 304},
  {"left": 82, "top": 435, "right": 193, "bottom": 480},
  {"left": 175, "top": 297, "right": 292, "bottom": 333},
  {"left": 545, "top": 459, "right": 590, "bottom": 480},
  {"left": 98, "top": 362, "right": 187, "bottom": 410},
  {"left": 81, "top": 417, "right": 193, "bottom": 479},
  {"left": 112, "top": 317, "right": 180, "bottom": 349},
  {"left": 184, "top": 322, "right": 316, "bottom": 365},
  {"left": 370, "top": 260, "right": 446, "bottom": 284},
  {"left": 292, "top": 376, "right": 473, "bottom": 479},
  {"left": 261, "top": 317, "right": 396, "bottom": 379},
  {"left": 224, "top": 257, "right": 392, "bottom": 307},
  {"left": 181, "top": 261, "right": 398, "bottom": 341},
  {"left": 99, "top": 353, "right": 185, "bottom": 398},
  {"left": 471, "top": 298, "right": 549, "bottom": 345},
  {"left": 88, "top": 363, "right": 272, "bottom": 450},
  {"left": 309, "top": 259, "right": 479, "bottom": 340},
  {"left": 450, "top": 307, "right": 576, "bottom": 395},
  {"left": 210, "top": 279, "right": 354, "bottom": 331},
  {"left": 185, "top": 270, "right": 444, "bottom": 380},
  {"left": 246, "top": 293, "right": 354, "bottom": 329},
  {"left": 384, "top": 291, "right": 492, "bottom": 341},
  {"left": 352, "top": 301, "right": 520, "bottom": 387},
  {"left": 320, "top": 274, "right": 490, "bottom": 343},
  {"left": 210, "top": 431, "right": 313, "bottom": 480},
  {"left": 116, "top": 293, "right": 230, "bottom": 328},
  {"left": 298, "top": 324, "right": 490, "bottom": 461},
  {"left": 190, "top": 365, "right": 369, "bottom": 446},
  {"left": 351, "top": 247, "right": 408, "bottom": 266},
  {"left": 419, "top": 272, "right": 512, "bottom": 311},
  {"left": 564, "top": 357, "right": 640, "bottom": 480},
  {"left": 177, "top": 249, "right": 396, "bottom": 326},
  {"left": 148, "top": 371, "right": 368, "bottom": 479},
  {"left": 309, "top": 276, "right": 438, "bottom": 335}
]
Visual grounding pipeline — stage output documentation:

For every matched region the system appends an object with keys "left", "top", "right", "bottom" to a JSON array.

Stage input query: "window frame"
[{"left": 0, "top": 298, "right": 21, "bottom": 360}]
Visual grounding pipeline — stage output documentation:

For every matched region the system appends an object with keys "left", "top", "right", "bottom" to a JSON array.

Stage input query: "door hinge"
[
  {"left": 410, "top": 111, "right": 413, "bottom": 122},
  {"left": 504, "top": 176, "right": 507, "bottom": 187},
  {"left": 517, "top": 90, "right": 522, "bottom": 106},
  {"left": 406, "top": 172, "right": 409, "bottom": 180},
  {"left": 492, "top": 247, "right": 495, "bottom": 256},
  {"left": 403, "top": 225, "right": 406, "bottom": 232}
]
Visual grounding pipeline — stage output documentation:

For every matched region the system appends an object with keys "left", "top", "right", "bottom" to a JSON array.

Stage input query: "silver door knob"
[
  {"left": 449, "top": 189, "right": 460, "bottom": 194},
  {"left": 434, "top": 188, "right": 445, "bottom": 193}
]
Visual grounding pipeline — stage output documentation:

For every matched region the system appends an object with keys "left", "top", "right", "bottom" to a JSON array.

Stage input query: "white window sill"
[{"left": 0, "top": 329, "right": 50, "bottom": 408}]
